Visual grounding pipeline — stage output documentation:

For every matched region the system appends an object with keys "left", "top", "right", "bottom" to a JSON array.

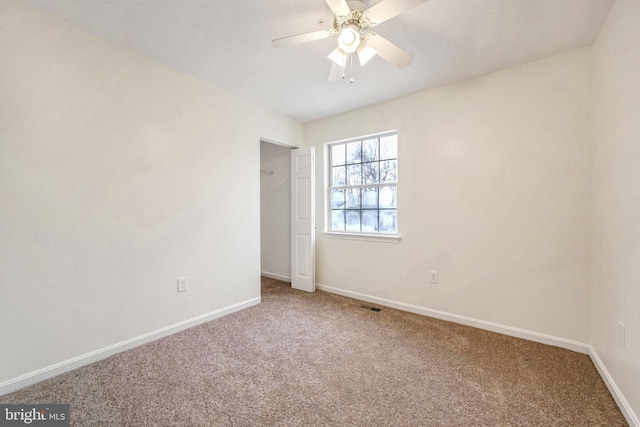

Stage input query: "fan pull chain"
[
  {"left": 349, "top": 52, "right": 354, "bottom": 83},
  {"left": 338, "top": 53, "right": 355, "bottom": 84}
]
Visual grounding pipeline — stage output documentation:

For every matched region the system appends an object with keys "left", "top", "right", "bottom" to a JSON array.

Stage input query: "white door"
[{"left": 291, "top": 147, "right": 315, "bottom": 292}]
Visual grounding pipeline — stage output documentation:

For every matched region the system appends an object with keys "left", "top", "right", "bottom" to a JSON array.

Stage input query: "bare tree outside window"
[{"left": 328, "top": 132, "right": 398, "bottom": 234}]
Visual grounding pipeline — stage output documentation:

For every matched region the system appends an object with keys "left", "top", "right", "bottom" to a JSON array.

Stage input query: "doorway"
[{"left": 260, "top": 140, "right": 294, "bottom": 283}]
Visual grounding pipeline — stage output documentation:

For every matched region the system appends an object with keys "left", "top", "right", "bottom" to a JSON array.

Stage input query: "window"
[{"left": 327, "top": 132, "right": 398, "bottom": 235}]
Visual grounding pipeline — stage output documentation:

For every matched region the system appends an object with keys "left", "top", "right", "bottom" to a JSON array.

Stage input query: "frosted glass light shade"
[
  {"left": 356, "top": 42, "right": 377, "bottom": 66},
  {"left": 328, "top": 47, "right": 348, "bottom": 67},
  {"left": 338, "top": 25, "right": 361, "bottom": 53}
]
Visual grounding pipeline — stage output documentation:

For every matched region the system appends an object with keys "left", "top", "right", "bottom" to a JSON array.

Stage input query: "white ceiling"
[{"left": 18, "top": 0, "right": 615, "bottom": 122}]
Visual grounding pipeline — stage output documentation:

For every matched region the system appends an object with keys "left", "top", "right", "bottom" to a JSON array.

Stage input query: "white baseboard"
[
  {"left": 4, "top": 287, "right": 636, "bottom": 427},
  {"left": 316, "top": 283, "right": 589, "bottom": 354},
  {"left": 589, "top": 346, "right": 640, "bottom": 427},
  {"left": 316, "top": 283, "right": 640, "bottom": 425},
  {"left": 0, "top": 296, "right": 261, "bottom": 396},
  {"left": 261, "top": 271, "right": 291, "bottom": 282}
]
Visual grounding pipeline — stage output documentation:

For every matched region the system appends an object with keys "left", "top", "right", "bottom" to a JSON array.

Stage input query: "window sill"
[{"left": 322, "top": 231, "right": 401, "bottom": 244}]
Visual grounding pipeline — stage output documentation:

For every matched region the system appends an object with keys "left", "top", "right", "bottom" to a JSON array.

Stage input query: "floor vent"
[{"left": 360, "top": 304, "right": 382, "bottom": 312}]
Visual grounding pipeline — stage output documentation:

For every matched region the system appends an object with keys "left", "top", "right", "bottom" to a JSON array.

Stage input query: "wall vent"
[{"left": 360, "top": 304, "right": 382, "bottom": 312}]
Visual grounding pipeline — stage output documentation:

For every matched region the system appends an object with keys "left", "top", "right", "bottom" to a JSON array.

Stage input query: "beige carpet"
[{"left": 1, "top": 277, "right": 627, "bottom": 426}]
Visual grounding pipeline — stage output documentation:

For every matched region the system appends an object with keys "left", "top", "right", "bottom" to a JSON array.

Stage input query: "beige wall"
[
  {"left": 2, "top": 0, "right": 638, "bottom": 418},
  {"left": 305, "top": 47, "right": 592, "bottom": 343},
  {"left": 0, "top": 1, "right": 302, "bottom": 384},
  {"left": 592, "top": 0, "right": 640, "bottom": 419}
]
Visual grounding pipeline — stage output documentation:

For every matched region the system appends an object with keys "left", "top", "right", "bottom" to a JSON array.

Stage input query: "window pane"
[
  {"left": 362, "top": 187, "right": 378, "bottom": 208},
  {"left": 379, "top": 209, "right": 397, "bottom": 233},
  {"left": 379, "top": 186, "right": 396, "bottom": 208},
  {"left": 331, "top": 144, "right": 346, "bottom": 166},
  {"left": 326, "top": 133, "right": 398, "bottom": 236},
  {"left": 331, "top": 188, "right": 346, "bottom": 209},
  {"left": 346, "top": 141, "right": 362, "bottom": 164},
  {"left": 379, "top": 160, "right": 397, "bottom": 183},
  {"left": 362, "top": 210, "right": 378, "bottom": 232},
  {"left": 346, "top": 210, "right": 361, "bottom": 232},
  {"left": 362, "top": 138, "right": 379, "bottom": 162},
  {"left": 331, "top": 210, "right": 345, "bottom": 231},
  {"left": 346, "top": 164, "right": 362, "bottom": 186},
  {"left": 332, "top": 166, "right": 346, "bottom": 186},
  {"left": 380, "top": 135, "right": 397, "bottom": 160},
  {"left": 362, "top": 161, "right": 379, "bottom": 184},
  {"left": 346, "top": 188, "right": 361, "bottom": 209}
]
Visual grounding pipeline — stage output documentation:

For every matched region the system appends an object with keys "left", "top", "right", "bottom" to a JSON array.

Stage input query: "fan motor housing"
[{"left": 333, "top": 9, "right": 372, "bottom": 35}]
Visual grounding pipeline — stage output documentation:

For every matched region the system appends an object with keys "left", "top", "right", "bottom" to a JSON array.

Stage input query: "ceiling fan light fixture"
[
  {"left": 356, "top": 41, "right": 377, "bottom": 66},
  {"left": 272, "top": 0, "right": 427, "bottom": 82},
  {"left": 337, "top": 25, "right": 361, "bottom": 53},
  {"left": 328, "top": 47, "right": 348, "bottom": 67}
]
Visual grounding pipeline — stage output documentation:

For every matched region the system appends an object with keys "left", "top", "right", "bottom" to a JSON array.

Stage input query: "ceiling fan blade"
[
  {"left": 366, "top": 34, "right": 413, "bottom": 68},
  {"left": 328, "top": 62, "right": 345, "bottom": 81},
  {"left": 325, "top": 0, "right": 350, "bottom": 17},
  {"left": 365, "top": 0, "right": 429, "bottom": 26},
  {"left": 272, "top": 29, "right": 334, "bottom": 48}
]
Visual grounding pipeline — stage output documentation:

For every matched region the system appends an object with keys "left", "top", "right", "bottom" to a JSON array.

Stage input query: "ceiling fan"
[{"left": 272, "top": 0, "right": 428, "bottom": 82}]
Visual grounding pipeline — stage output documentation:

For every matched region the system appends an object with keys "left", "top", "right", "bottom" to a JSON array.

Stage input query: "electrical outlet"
[
  {"left": 429, "top": 270, "right": 439, "bottom": 284},
  {"left": 618, "top": 321, "right": 626, "bottom": 347},
  {"left": 177, "top": 277, "right": 188, "bottom": 293}
]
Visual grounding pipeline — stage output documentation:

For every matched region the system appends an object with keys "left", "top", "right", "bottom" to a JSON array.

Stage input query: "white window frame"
[{"left": 323, "top": 131, "right": 401, "bottom": 243}]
